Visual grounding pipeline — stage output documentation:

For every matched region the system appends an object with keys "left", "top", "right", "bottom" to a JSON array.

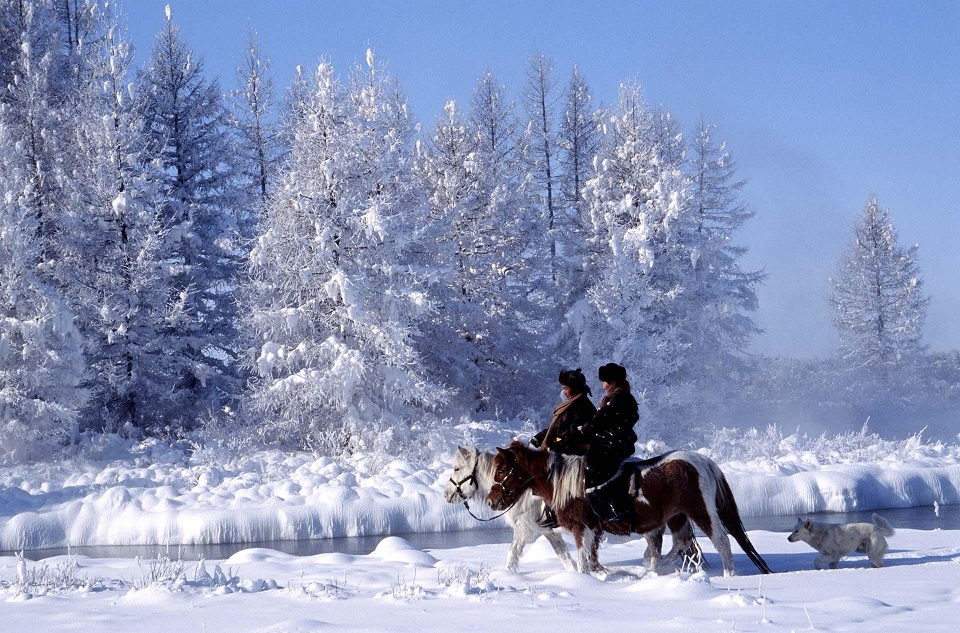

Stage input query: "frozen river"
[{"left": 8, "top": 503, "right": 956, "bottom": 561}]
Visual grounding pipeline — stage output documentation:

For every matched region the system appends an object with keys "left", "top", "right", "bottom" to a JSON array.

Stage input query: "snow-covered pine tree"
[
  {"left": 830, "top": 195, "right": 928, "bottom": 387},
  {"left": 575, "top": 82, "right": 700, "bottom": 441},
  {"left": 0, "top": 118, "right": 88, "bottom": 460},
  {"left": 685, "top": 120, "right": 762, "bottom": 393},
  {"left": 245, "top": 52, "right": 446, "bottom": 454},
  {"left": 0, "top": 0, "right": 68, "bottom": 265},
  {"left": 229, "top": 28, "right": 280, "bottom": 205},
  {"left": 136, "top": 7, "right": 245, "bottom": 430},
  {"left": 520, "top": 53, "right": 559, "bottom": 286},
  {"left": 415, "top": 72, "right": 544, "bottom": 415},
  {"left": 53, "top": 10, "right": 189, "bottom": 434},
  {"left": 555, "top": 65, "right": 603, "bottom": 309}
]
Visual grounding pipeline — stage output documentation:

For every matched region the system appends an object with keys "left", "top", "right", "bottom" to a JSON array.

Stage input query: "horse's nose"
[{"left": 487, "top": 498, "right": 494, "bottom": 509}]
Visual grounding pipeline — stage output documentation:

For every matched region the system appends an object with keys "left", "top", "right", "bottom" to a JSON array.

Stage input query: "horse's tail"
[{"left": 712, "top": 464, "right": 772, "bottom": 574}]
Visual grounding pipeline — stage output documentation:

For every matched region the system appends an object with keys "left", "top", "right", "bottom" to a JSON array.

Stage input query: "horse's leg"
[
  {"left": 506, "top": 522, "right": 531, "bottom": 572},
  {"left": 701, "top": 513, "right": 735, "bottom": 576},
  {"left": 573, "top": 527, "right": 592, "bottom": 574},
  {"left": 666, "top": 514, "right": 704, "bottom": 567},
  {"left": 542, "top": 528, "right": 576, "bottom": 571},
  {"left": 642, "top": 525, "right": 665, "bottom": 570},
  {"left": 589, "top": 527, "right": 606, "bottom": 575}
]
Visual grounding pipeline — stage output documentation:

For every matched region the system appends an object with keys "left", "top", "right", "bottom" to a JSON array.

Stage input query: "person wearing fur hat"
[
  {"left": 530, "top": 368, "right": 597, "bottom": 528},
  {"left": 530, "top": 368, "right": 596, "bottom": 455},
  {"left": 579, "top": 362, "right": 639, "bottom": 521}
]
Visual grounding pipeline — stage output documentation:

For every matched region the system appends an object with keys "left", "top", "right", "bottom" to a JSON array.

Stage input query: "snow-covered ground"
[
  {"left": 1, "top": 426, "right": 960, "bottom": 631},
  {"left": 2, "top": 527, "right": 960, "bottom": 632}
]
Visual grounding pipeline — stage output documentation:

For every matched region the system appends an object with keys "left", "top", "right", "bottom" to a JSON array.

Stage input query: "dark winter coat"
[
  {"left": 580, "top": 388, "right": 639, "bottom": 488},
  {"left": 531, "top": 394, "right": 596, "bottom": 455}
]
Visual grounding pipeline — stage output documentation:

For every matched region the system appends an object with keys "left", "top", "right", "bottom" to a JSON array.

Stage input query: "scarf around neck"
[
  {"left": 599, "top": 383, "right": 629, "bottom": 409},
  {"left": 543, "top": 393, "right": 584, "bottom": 446}
]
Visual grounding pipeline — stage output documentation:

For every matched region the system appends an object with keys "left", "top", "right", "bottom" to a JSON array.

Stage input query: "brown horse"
[{"left": 487, "top": 441, "right": 771, "bottom": 576}]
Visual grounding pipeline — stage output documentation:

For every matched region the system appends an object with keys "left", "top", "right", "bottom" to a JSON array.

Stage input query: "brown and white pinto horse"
[
  {"left": 445, "top": 446, "right": 701, "bottom": 573},
  {"left": 487, "top": 441, "right": 772, "bottom": 576}
]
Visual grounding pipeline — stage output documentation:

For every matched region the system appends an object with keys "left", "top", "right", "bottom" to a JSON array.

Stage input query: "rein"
[{"left": 461, "top": 498, "right": 515, "bottom": 522}]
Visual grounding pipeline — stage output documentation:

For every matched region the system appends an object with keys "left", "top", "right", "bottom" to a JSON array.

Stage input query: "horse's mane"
[
  {"left": 508, "top": 442, "right": 585, "bottom": 507},
  {"left": 548, "top": 451, "right": 586, "bottom": 508}
]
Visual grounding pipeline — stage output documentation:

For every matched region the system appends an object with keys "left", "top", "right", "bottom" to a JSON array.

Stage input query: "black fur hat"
[
  {"left": 597, "top": 362, "right": 627, "bottom": 384},
  {"left": 558, "top": 368, "right": 590, "bottom": 395}
]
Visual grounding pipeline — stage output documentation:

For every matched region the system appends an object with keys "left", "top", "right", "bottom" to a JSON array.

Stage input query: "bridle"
[
  {"left": 447, "top": 458, "right": 479, "bottom": 502},
  {"left": 484, "top": 456, "right": 535, "bottom": 517},
  {"left": 449, "top": 451, "right": 531, "bottom": 522}
]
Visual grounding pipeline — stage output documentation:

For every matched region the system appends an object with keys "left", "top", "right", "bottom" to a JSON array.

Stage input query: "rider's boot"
[
  {"left": 539, "top": 504, "right": 559, "bottom": 529},
  {"left": 589, "top": 487, "right": 635, "bottom": 522}
]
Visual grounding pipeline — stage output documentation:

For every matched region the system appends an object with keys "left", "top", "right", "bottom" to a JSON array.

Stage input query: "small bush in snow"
[
  {"left": 437, "top": 562, "right": 492, "bottom": 597},
  {"left": 134, "top": 553, "right": 187, "bottom": 590},
  {"left": 9, "top": 553, "right": 104, "bottom": 595}
]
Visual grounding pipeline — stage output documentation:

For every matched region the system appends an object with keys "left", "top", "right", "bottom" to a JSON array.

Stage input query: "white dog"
[{"left": 788, "top": 513, "right": 895, "bottom": 569}]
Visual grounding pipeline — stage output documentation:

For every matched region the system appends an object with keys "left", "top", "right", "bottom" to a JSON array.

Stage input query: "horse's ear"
[{"left": 457, "top": 446, "right": 469, "bottom": 458}]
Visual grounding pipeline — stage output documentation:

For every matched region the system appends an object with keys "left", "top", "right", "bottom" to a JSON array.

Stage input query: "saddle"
[
  {"left": 586, "top": 451, "right": 675, "bottom": 497},
  {"left": 623, "top": 450, "right": 675, "bottom": 496}
]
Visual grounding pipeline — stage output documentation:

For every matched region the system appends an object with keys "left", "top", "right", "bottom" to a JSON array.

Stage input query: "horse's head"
[
  {"left": 486, "top": 444, "right": 534, "bottom": 511},
  {"left": 444, "top": 446, "right": 481, "bottom": 503}
]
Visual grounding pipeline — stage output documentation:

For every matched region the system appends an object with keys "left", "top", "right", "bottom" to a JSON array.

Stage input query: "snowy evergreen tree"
[
  {"left": 0, "top": 119, "right": 88, "bottom": 459},
  {"left": 53, "top": 11, "right": 189, "bottom": 434},
  {"left": 685, "top": 120, "right": 762, "bottom": 384},
  {"left": 0, "top": 0, "right": 67, "bottom": 264},
  {"left": 245, "top": 52, "right": 446, "bottom": 453},
  {"left": 415, "top": 72, "right": 544, "bottom": 414},
  {"left": 830, "top": 195, "right": 928, "bottom": 386},
  {"left": 520, "top": 53, "right": 559, "bottom": 284},
  {"left": 229, "top": 28, "right": 280, "bottom": 205},
  {"left": 136, "top": 7, "right": 245, "bottom": 429},
  {"left": 554, "top": 65, "right": 603, "bottom": 322},
  {"left": 573, "top": 82, "right": 701, "bottom": 441}
]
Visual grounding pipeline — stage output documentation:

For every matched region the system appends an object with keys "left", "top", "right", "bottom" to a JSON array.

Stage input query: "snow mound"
[
  {"left": 369, "top": 537, "right": 437, "bottom": 566},
  {"left": 256, "top": 619, "right": 333, "bottom": 633}
]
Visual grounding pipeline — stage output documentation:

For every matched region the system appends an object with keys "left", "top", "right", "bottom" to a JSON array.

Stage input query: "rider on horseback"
[
  {"left": 533, "top": 363, "right": 639, "bottom": 524},
  {"left": 531, "top": 368, "right": 596, "bottom": 527},
  {"left": 582, "top": 363, "right": 639, "bottom": 522},
  {"left": 531, "top": 368, "right": 595, "bottom": 454}
]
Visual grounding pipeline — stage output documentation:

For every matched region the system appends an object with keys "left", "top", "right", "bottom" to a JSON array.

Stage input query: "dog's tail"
[
  {"left": 872, "top": 514, "right": 895, "bottom": 537},
  {"left": 713, "top": 464, "right": 773, "bottom": 574}
]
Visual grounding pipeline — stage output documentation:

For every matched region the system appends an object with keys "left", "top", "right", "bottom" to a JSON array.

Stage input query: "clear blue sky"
[{"left": 120, "top": 0, "right": 960, "bottom": 358}]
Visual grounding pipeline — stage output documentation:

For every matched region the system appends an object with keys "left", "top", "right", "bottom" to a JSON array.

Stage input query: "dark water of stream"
[{"left": 6, "top": 503, "right": 957, "bottom": 562}]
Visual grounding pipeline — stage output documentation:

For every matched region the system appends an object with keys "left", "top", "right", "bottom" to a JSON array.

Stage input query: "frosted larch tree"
[
  {"left": 230, "top": 28, "right": 279, "bottom": 206},
  {"left": 136, "top": 7, "right": 245, "bottom": 429},
  {"left": 830, "top": 195, "right": 928, "bottom": 386},
  {"left": 246, "top": 52, "right": 446, "bottom": 454},
  {"left": 555, "top": 64, "right": 603, "bottom": 316},
  {"left": 415, "top": 71, "right": 543, "bottom": 414},
  {"left": 0, "top": 118, "right": 88, "bottom": 459},
  {"left": 575, "top": 82, "right": 701, "bottom": 441},
  {"left": 684, "top": 120, "right": 762, "bottom": 392}
]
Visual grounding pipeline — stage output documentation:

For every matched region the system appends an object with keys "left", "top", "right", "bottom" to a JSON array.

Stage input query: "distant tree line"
[{"left": 0, "top": 2, "right": 954, "bottom": 461}]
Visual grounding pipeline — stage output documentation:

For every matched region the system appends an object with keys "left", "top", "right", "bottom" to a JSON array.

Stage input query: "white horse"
[
  {"left": 445, "top": 446, "right": 700, "bottom": 573},
  {"left": 445, "top": 445, "right": 576, "bottom": 572}
]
